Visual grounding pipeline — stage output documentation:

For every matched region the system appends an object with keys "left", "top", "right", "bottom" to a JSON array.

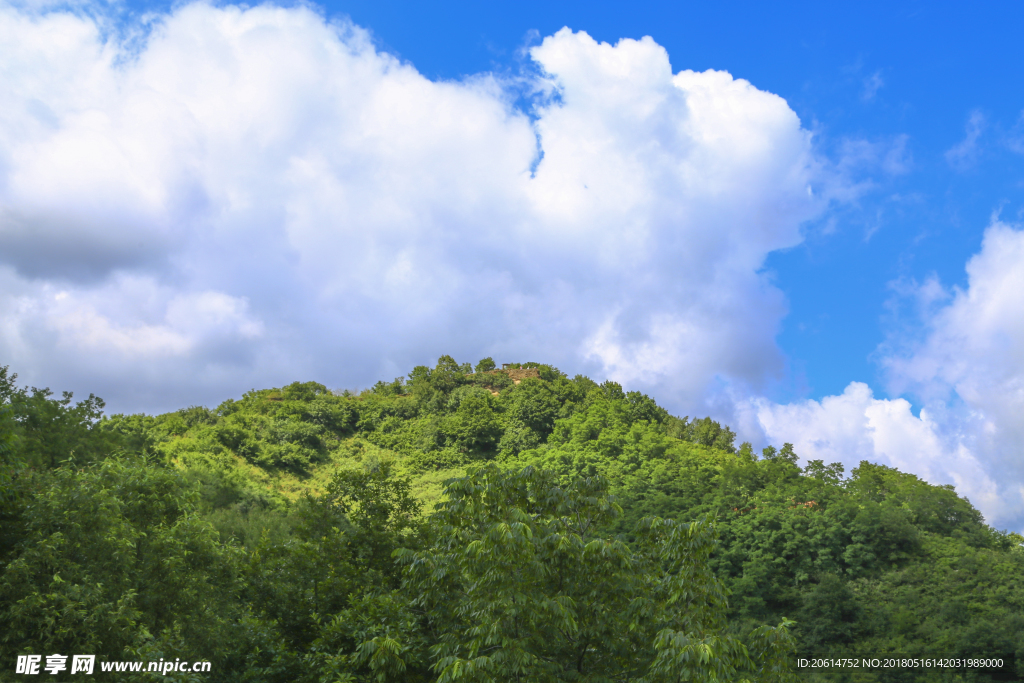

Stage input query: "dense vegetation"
[{"left": 2, "top": 358, "right": 1023, "bottom": 682}]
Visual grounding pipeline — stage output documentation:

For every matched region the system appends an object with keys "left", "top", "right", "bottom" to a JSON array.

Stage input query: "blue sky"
[
  {"left": 315, "top": 0, "right": 1024, "bottom": 402},
  {"left": 2, "top": 0, "right": 1023, "bottom": 528}
]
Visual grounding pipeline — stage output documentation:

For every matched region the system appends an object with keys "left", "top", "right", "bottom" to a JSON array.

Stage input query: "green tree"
[
  {"left": 0, "top": 397, "right": 25, "bottom": 566},
  {"left": 2, "top": 366, "right": 121, "bottom": 469},
  {"left": 498, "top": 378, "right": 560, "bottom": 454},
  {"left": 246, "top": 459, "right": 422, "bottom": 658},
  {"left": 0, "top": 368, "right": 22, "bottom": 503},
  {"left": 474, "top": 358, "right": 497, "bottom": 373},
  {"left": 381, "top": 464, "right": 796, "bottom": 682},
  {"left": 442, "top": 390, "right": 502, "bottom": 455},
  {"left": 432, "top": 356, "right": 468, "bottom": 395},
  {"left": 0, "top": 456, "right": 247, "bottom": 671},
  {"left": 323, "top": 458, "right": 423, "bottom": 579}
]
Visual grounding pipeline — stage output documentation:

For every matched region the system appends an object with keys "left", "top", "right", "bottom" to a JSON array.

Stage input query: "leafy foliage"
[
  {"left": 2, "top": 359, "right": 1022, "bottom": 682},
  {"left": 392, "top": 464, "right": 795, "bottom": 683}
]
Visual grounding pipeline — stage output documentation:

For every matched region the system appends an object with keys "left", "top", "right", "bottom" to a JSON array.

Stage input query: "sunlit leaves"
[{"left": 389, "top": 465, "right": 795, "bottom": 682}]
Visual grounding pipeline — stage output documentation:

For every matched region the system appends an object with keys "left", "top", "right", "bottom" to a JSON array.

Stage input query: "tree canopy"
[{"left": 1, "top": 359, "right": 1021, "bottom": 682}]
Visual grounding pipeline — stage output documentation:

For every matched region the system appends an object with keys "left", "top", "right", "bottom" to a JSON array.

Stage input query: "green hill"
[{"left": 2, "top": 358, "right": 1022, "bottom": 682}]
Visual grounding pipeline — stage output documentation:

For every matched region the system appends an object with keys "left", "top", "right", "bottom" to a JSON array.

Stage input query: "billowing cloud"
[
  {"left": 751, "top": 219, "right": 1024, "bottom": 531},
  {"left": 0, "top": 2, "right": 826, "bottom": 414}
]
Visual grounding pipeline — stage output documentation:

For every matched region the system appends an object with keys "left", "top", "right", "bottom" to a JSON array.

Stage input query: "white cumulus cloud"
[{"left": 0, "top": 2, "right": 828, "bottom": 414}]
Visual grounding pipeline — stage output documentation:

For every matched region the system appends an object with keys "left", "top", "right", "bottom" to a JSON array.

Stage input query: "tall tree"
[{"left": 355, "top": 464, "right": 798, "bottom": 682}]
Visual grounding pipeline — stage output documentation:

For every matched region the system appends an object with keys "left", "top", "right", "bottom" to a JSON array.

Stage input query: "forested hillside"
[{"left": 2, "top": 359, "right": 1022, "bottom": 682}]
